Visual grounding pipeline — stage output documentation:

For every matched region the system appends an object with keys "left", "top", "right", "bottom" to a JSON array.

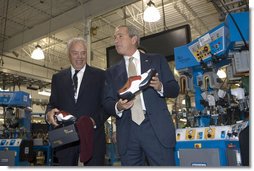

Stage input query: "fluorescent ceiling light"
[
  {"left": 38, "top": 88, "right": 51, "bottom": 96},
  {"left": 143, "top": 0, "right": 160, "bottom": 22},
  {"left": 31, "top": 45, "right": 45, "bottom": 60}
]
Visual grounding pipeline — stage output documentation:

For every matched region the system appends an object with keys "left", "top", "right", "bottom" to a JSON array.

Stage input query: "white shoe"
[{"left": 56, "top": 113, "right": 75, "bottom": 122}]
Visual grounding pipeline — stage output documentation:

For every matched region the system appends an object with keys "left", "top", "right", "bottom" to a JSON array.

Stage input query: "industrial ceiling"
[{"left": 0, "top": 0, "right": 249, "bottom": 95}]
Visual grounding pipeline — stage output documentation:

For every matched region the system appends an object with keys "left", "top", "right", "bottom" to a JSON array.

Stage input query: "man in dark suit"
[
  {"left": 46, "top": 37, "right": 109, "bottom": 166},
  {"left": 103, "top": 25, "right": 179, "bottom": 166}
]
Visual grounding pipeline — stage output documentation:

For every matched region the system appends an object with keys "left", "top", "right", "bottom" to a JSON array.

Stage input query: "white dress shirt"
[
  {"left": 115, "top": 50, "right": 164, "bottom": 117},
  {"left": 71, "top": 65, "right": 86, "bottom": 101}
]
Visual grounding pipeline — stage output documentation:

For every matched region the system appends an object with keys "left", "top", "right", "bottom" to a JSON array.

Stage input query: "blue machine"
[
  {"left": 0, "top": 92, "right": 52, "bottom": 166},
  {"left": 0, "top": 91, "right": 32, "bottom": 139},
  {"left": 173, "top": 12, "right": 249, "bottom": 166},
  {"left": 0, "top": 139, "right": 33, "bottom": 166},
  {"left": 174, "top": 12, "right": 249, "bottom": 110},
  {"left": 0, "top": 140, "right": 52, "bottom": 166},
  {"left": 0, "top": 91, "right": 33, "bottom": 166},
  {"left": 0, "top": 91, "right": 31, "bottom": 108}
]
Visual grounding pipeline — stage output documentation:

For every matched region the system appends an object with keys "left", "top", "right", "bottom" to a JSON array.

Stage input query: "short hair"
[
  {"left": 67, "top": 37, "right": 87, "bottom": 56},
  {"left": 116, "top": 25, "right": 140, "bottom": 47}
]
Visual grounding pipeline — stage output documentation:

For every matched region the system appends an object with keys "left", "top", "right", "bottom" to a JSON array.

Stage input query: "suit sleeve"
[
  {"left": 159, "top": 56, "right": 179, "bottom": 98},
  {"left": 44, "top": 74, "right": 58, "bottom": 123},
  {"left": 102, "top": 70, "right": 120, "bottom": 118},
  {"left": 91, "top": 104, "right": 110, "bottom": 129},
  {"left": 89, "top": 71, "right": 111, "bottom": 129}
]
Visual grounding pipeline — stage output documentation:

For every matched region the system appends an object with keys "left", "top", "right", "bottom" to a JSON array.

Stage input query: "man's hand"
[
  {"left": 116, "top": 98, "right": 134, "bottom": 111},
  {"left": 149, "top": 73, "right": 162, "bottom": 91},
  {"left": 46, "top": 108, "right": 59, "bottom": 127}
]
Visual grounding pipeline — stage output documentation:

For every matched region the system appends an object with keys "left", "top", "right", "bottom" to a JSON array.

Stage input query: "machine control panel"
[
  {"left": 176, "top": 121, "right": 248, "bottom": 141},
  {"left": 0, "top": 139, "right": 22, "bottom": 146},
  {"left": 188, "top": 27, "right": 225, "bottom": 62},
  {"left": 174, "top": 24, "right": 227, "bottom": 70}
]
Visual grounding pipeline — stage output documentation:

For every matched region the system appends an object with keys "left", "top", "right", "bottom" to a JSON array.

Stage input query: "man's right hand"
[
  {"left": 116, "top": 98, "right": 134, "bottom": 111},
  {"left": 46, "top": 108, "right": 60, "bottom": 127}
]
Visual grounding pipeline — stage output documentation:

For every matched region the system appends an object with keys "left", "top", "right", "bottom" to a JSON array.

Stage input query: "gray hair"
[
  {"left": 67, "top": 37, "right": 87, "bottom": 55},
  {"left": 116, "top": 25, "right": 140, "bottom": 47}
]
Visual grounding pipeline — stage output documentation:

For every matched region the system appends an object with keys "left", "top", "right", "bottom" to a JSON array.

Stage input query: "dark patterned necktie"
[{"left": 73, "top": 70, "right": 80, "bottom": 94}]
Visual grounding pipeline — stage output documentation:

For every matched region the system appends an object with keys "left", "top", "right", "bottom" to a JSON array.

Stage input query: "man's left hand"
[{"left": 149, "top": 73, "right": 162, "bottom": 91}]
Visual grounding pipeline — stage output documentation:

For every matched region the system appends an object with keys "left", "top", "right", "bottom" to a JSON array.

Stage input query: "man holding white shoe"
[
  {"left": 46, "top": 37, "right": 109, "bottom": 166},
  {"left": 103, "top": 25, "right": 179, "bottom": 166}
]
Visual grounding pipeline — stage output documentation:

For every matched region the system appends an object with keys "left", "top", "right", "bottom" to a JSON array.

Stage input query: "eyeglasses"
[{"left": 70, "top": 50, "right": 87, "bottom": 57}]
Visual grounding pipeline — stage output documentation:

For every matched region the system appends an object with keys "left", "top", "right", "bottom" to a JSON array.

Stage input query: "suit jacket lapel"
[
  {"left": 78, "top": 65, "right": 90, "bottom": 100},
  {"left": 140, "top": 52, "right": 152, "bottom": 73},
  {"left": 65, "top": 68, "right": 76, "bottom": 103},
  {"left": 114, "top": 58, "right": 128, "bottom": 90}
]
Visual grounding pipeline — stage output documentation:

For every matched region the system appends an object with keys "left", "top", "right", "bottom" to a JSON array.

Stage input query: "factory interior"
[{"left": 0, "top": 0, "right": 250, "bottom": 166}]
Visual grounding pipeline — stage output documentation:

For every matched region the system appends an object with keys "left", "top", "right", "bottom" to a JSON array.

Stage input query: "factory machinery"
[
  {"left": 174, "top": 11, "right": 249, "bottom": 166},
  {"left": 0, "top": 91, "right": 51, "bottom": 166}
]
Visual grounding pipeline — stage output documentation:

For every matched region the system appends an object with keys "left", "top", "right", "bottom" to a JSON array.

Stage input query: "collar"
[
  {"left": 123, "top": 49, "right": 140, "bottom": 62},
  {"left": 71, "top": 65, "right": 86, "bottom": 75}
]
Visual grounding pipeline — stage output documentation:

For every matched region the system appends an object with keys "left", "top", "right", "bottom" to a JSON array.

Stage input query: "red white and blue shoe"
[
  {"left": 118, "top": 68, "right": 156, "bottom": 101},
  {"left": 55, "top": 111, "right": 76, "bottom": 125}
]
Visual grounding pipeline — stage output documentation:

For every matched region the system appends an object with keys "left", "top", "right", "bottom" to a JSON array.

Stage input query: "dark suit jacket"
[
  {"left": 46, "top": 65, "right": 109, "bottom": 164},
  {"left": 103, "top": 52, "right": 179, "bottom": 155}
]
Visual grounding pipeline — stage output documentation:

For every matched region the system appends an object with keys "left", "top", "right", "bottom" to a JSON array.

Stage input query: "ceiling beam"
[{"left": 1, "top": 0, "right": 139, "bottom": 52}]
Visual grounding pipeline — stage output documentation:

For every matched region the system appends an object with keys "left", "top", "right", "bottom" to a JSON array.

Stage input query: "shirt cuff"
[
  {"left": 157, "top": 83, "right": 164, "bottom": 96},
  {"left": 115, "top": 102, "right": 123, "bottom": 117}
]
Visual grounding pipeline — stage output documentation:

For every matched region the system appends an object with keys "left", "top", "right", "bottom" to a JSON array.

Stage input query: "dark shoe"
[{"left": 118, "top": 68, "right": 156, "bottom": 101}]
